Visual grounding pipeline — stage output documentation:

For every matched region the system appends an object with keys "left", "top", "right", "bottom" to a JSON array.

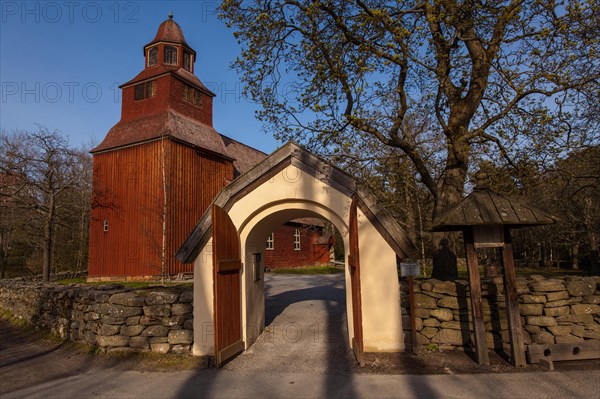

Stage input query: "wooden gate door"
[
  {"left": 212, "top": 205, "right": 244, "bottom": 367},
  {"left": 348, "top": 198, "right": 365, "bottom": 366}
]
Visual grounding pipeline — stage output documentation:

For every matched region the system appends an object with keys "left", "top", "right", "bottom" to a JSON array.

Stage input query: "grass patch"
[
  {"left": 56, "top": 278, "right": 192, "bottom": 288},
  {"left": 453, "top": 264, "right": 585, "bottom": 279},
  {"left": 0, "top": 309, "right": 65, "bottom": 344},
  {"left": 270, "top": 265, "right": 344, "bottom": 275},
  {"left": 417, "top": 258, "right": 585, "bottom": 280},
  {"left": 56, "top": 278, "right": 90, "bottom": 285},
  {"left": 513, "top": 266, "right": 586, "bottom": 278},
  {"left": 0, "top": 311, "right": 210, "bottom": 370},
  {"left": 1, "top": 308, "right": 20, "bottom": 323},
  {"left": 458, "top": 265, "right": 583, "bottom": 280},
  {"left": 1, "top": 308, "right": 32, "bottom": 330}
]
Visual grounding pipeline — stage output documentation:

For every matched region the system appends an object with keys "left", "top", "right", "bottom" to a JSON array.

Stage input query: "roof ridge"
[{"left": 218, "top": 133, "right": 269, "bottom": 156}]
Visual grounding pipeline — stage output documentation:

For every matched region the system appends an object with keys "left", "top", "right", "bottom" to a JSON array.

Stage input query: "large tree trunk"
[
  {"left": 42, "top": 194, "right": 55, "bottom": 282},
  {"left": 590, "top": 232, "right": 599, "bottom": 276},
  {"left": 434, "top": 141, "right": 470, "bottom": 218},
  {"left": 571, "top": 244, "right": 579, "bottom": 270},
  {"left": 0, "top": 248, "right": 7, "bottom": 279}
]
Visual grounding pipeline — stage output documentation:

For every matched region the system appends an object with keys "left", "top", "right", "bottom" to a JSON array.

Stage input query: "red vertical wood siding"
[
  {"left": 166, "top": 141, "right": 231, "bottom": 275},
  {"left": 89, "top": 139, "right": 232, "bottom": 278}
]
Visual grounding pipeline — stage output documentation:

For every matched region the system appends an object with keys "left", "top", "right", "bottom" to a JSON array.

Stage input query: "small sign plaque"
[
  {"left": 400, "top": 262, "right": 420, "bottom": 277},
  {"left": 473, "top": 225, "right": 505, "bottom": 248}
]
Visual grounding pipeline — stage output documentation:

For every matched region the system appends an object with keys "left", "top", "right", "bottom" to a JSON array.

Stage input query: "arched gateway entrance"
[{"left": 177, "top": 142, "right": 417, "bottom": 366}]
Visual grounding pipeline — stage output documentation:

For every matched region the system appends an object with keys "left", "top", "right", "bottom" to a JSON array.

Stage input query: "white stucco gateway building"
[{"left": 177, "top": 142, "right": 417, "bottom": 366}]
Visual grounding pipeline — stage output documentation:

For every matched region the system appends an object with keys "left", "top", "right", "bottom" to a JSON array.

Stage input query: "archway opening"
[
  {"left": 183, "top": 146, "right": 413, "bottom": 363},
  {"left": 234, "top": 207, "right": 357, "bottom": 372}
]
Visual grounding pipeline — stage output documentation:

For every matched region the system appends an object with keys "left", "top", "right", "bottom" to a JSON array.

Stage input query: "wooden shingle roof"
[
  {"left": 144, "top": 17, "right": 195, "bottom": 55},
  {"left": 91, "top": 110, "right": 267, "bottom": 178},
  {"left": 119, "top": 65, "right": 213, "bottom": 94},
  {"left": 91, "top": 111, "right": 229, "bottom": 155},
  {"left": 431, "top": 185, "right": 558, "bottom": 232},
  {"left": 219, "top": 134, "right": 268, "bottom": 177}
]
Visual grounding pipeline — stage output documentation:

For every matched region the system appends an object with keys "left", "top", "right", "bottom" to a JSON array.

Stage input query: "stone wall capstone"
[
  {"left": 0, "top": 281, "right": 194, "bottom": 355},
  {"left": 401, "top": 275, "right": 600, "bottom": 350}
]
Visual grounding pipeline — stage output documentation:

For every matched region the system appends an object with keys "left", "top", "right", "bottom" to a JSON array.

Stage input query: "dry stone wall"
[
  {"left": 400, "top": 275, "right": 600, "bottom": 350},
  {"left": 0, "top": 281, "right": 194, "bottom": 355}
]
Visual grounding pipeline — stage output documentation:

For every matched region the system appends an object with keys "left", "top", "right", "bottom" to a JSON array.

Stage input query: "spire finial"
[{"left": 168, "top": 11, "right": 173, "bottom": 19}]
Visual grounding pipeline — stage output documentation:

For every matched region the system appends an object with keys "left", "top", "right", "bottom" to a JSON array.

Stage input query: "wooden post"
[
  {"left": 408, "top": 275, "right": 418, "bottom": 353},
  {"left": 464, "top": 228, "right": 489, "bottom": 365},
  {"left": 501, "top": 227, "right": 526, "bottom": 366}
]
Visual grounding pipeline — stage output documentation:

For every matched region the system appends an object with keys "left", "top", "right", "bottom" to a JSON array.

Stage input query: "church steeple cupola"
[
  {"left": 115, "top": 15, "right": 216, "bottom": 127},
  {"left": 143, "top": 14, "right": 196, "bottom": 73}
]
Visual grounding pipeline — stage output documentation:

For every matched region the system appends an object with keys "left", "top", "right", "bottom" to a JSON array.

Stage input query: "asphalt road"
[
  {"left": 1, "top": 273, "right": 599, "bottom": 398},
  {"left": 3, "top": 365, "right": 599, "bottom": 398}
]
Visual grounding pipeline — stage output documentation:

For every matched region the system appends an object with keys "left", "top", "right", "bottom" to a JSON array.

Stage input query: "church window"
[
  {"left": 148, "top": 47, "right": 158, "bottom": 67},
  {"left": 164, "top": 46, "right": 178, "bottom": 65},
  {"left": 294, "top": 229, "right": 301, "bottom": 250},
  {"left": 266, "top": 233, "right": 274, "bottom": 250},
  {"left": 134, "top": 80, "right": 156, "bottom": 101},
  {"left": 183, "top": 84, "right": 202, "bottom": 107},
  {"left": 183, "top": 52, "right": 191, "bottom": 71}
]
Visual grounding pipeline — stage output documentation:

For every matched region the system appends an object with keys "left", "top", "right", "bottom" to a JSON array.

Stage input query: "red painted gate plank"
[
  {"left": 212, "top": 204, "right": 244, "bottom": 367},
  {"left": 349, "top": 197, "right": 365, "bottom": 366}
]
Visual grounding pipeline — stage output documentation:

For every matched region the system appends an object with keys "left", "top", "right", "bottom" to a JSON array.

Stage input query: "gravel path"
[{"left": 223, "top": 273, "right": 357, "bottom": 373}]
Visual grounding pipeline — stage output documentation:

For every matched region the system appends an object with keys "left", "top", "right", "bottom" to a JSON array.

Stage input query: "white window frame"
[
  {"left": 294, "top": 228, "right": 301, "bottom": 250},
  {"left": 266, "top": 233, "right": 274, "bottom": 250}
]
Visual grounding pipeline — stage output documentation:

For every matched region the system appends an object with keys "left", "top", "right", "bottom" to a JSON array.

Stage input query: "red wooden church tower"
[{"left": 88, "top": 15, "right": 265, "bottom": 280}]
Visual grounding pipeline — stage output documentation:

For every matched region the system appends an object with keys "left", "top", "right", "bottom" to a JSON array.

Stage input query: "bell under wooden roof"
[{"left": 431, "top": 172, "right": 557, "bottom": 232}]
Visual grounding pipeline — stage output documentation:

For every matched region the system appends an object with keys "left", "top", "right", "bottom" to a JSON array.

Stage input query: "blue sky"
[{"left": 0, "top": 1, "right": 281, "bottom": 153}]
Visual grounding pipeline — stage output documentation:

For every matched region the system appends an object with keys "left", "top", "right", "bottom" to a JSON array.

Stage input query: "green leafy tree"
[{"left": 221, "top": 0, "right": 599, "bottom": 217}]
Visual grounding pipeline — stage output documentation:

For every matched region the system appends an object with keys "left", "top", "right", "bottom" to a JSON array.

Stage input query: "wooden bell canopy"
[
  {"left": 431, "top": 172, "right": 557, "bottom": 233},
  {"left": 431, "top": 172, "right": 557, "bottom": 367}
]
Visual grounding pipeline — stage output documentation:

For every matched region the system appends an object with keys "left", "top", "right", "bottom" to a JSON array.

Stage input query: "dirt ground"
[{"left": 361, "top": 349, "right": 600, "bottom": 375}]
